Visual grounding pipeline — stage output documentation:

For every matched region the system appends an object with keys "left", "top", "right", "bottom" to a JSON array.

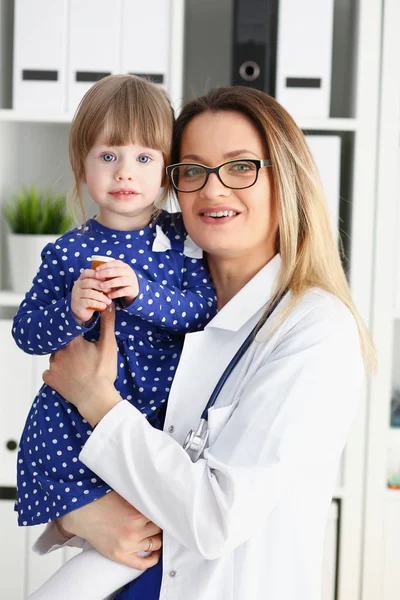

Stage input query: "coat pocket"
[{"left": 207, "top": 400, "right": 240, "bottom": 447}]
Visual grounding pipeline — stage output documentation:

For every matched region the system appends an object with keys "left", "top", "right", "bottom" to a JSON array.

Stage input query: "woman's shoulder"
[{"left": 282, "top": 287, "right": 359, "bottom": 342}]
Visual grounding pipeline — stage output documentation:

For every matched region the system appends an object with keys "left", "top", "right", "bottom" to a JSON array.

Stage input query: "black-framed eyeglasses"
[{"left": 166, "top": 158, "right": 273, "bottom": 193}]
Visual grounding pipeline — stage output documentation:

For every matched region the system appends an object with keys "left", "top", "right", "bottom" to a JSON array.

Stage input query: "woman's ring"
[{"left": 145, "top": 537, "right": 153, "bottom": 553}]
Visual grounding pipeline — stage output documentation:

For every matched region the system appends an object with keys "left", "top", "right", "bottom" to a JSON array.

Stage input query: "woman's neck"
[{"left": 207, "top": 250, "right": 277, "bottom": 310}]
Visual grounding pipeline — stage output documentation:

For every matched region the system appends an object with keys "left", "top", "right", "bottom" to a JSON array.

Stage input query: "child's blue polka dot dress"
[{"left": 13, "top": 212, "right": 217, "bottom": 525}]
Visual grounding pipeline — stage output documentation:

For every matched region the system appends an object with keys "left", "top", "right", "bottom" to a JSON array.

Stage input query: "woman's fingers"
[
  {"left": 98, "top": 303, "right": 117, "bottom": 350},
  {"left": 137, "top": 532, "right": 163, "bottom": 554},
  {"left": 122, "top": 549, "right": 162, "bottom": 571}
]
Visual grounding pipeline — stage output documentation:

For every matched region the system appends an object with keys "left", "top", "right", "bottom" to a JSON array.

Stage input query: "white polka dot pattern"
[{"left": 13, "top": 212, "right": 217, "bottom": 526}]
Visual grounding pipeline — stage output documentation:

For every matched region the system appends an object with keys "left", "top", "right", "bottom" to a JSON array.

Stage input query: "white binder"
[
  {"left": 67, "top": 0, "right": 121, "bottom": 114},
  {"left": 13, "top": 0, "right": 68, "bottom": 112},
  {"left": 305, "top": 135, "right": 341, "bottom": 234},
  {"left": 0, "top": 320, "right": 35, "bottom": 487},
  {"left": 276, "top": 0, "right": 334, "bottom": 118},
  {"left": 121, "top": 0, "right": 171, "bottom": 90}
]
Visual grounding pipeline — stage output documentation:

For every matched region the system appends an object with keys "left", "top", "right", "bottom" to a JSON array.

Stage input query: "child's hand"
[
  {"left": 94, "top": 260, "right": 140, "bottom": 306},
  {"left": 71, "top": 269, "right": 112, "bottom": 323}
]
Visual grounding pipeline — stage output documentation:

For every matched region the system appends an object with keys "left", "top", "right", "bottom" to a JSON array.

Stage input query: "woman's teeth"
[{"left": 203, "top": 210, "right": 237, "bottom": 218}]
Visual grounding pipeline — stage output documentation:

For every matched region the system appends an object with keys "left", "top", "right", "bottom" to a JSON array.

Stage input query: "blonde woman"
[{"left": 40, "top": 86, "right": 374, "bottom": 600}]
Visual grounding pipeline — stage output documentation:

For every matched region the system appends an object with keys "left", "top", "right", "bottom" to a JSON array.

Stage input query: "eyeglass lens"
[{"left": 171, "top": 160, "right": 258, "bottom": 191}]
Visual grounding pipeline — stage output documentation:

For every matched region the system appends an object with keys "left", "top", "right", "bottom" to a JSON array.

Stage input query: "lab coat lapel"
[
  {"left": 166, "top": 327, "right": 244, "bottom": 444},
  {"left": 165, "top": 254, "right": 282, "bottom": 443}
]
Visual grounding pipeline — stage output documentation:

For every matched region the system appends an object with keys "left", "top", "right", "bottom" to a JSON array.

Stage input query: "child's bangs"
[{"left": 101, "top": 84, "right": 171, "bottom": 152}]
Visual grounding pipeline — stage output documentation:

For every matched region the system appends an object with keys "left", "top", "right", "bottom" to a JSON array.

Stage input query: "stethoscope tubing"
[{"left": 200, "top": 290, "right": 288, "bottom": 421}]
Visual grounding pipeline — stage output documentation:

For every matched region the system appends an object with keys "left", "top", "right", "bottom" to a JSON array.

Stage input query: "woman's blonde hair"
[
  {"left": 171, "top": 86, "right": 375, "bottom": 371},
  {"left": 69, "top": 74, "right": 174, "bottom": 223}
]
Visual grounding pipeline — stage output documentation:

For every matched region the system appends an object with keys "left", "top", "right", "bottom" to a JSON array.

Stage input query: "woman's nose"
[{"left": 200, "top": 173, "right": 231, "bottom": 199}]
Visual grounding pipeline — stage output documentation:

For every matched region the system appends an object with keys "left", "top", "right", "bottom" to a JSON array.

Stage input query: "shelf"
[
  {"left": 299, "top": 118, "right": 358, "bottom": 132},
  {"left": 0, "top": 109, "right": 73, "bottom": 124},
  {"left": 0, "top": 291, "right": 23, "bottom": 307},
  {"left": 0, "top": 110, "right": 359, "bottom": 132}
]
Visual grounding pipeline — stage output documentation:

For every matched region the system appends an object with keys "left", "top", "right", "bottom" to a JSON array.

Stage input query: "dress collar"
[{"left": 205, "top": 254, "right": 282, "bottom": 332}]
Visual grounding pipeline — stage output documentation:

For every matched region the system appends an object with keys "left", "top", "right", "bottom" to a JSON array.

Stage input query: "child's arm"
[
  {"left": 12, "top": 241, "right": 100, "bottom": 355},
  {"left": 28, "top": 543, "right": 143, "bottom": 600},
  {"left": 97, "top": 257, "right": 217, "bottom": 333}
]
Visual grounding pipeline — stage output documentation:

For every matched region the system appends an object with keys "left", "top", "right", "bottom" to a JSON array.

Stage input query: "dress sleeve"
[
  {"left": 12, "top": 241, "right": 98, "bottom": 355},
  {"left": 79, "top": 300, "right": 364, "bottom": 559},
  {"left": 124, "top": 256, "right": 217, "bottom": 333}
]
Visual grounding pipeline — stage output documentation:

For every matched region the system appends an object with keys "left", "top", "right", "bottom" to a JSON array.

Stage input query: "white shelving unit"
[
  {"left": 362, "top": 0, "right": 400, "bottom": 598},
  {"left": 0, "top": 0, "right": 392, "bottom": 599},
  {"left": 0, "top": 0, "right": 186, "bottom": 598}
]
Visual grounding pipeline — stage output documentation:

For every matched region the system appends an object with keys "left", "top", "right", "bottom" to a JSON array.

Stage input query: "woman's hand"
[
  {"left": 71, "top": 268, "right": 112, "bottom": 323},
  {"left": 58, "top": 491, "right": 162, "bottom": 570},
  {"left": 95, "top": 260, "right": 140, "bottom": 306},
  {"left": 43, "top": 306, "right": 120, "bottom": 426}
]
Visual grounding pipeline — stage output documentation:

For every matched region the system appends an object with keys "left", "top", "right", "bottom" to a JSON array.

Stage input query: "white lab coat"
[{"left": 39, "top": 254, "right": 365, "bottom": 599}]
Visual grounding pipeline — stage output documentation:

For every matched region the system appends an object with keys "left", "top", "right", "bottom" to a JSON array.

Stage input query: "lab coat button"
[
  {"left": 168, "top": 425, "right": 174, "bottom": 433},
  {"left": 169, "top": 570, "right": 177, "bottom": 577}
]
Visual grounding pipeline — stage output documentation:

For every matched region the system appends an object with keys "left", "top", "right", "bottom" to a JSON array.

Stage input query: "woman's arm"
[
  {"left": 44, "top": 301, "right": 364, "bottom": 560},
  {"left": 58, "top": 491, "right": 162, "bottom": 569}
]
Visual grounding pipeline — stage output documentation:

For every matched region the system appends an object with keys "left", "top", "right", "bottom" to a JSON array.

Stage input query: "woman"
[{"left": 39, "top": 86, "right": 374, "bottom": 599}]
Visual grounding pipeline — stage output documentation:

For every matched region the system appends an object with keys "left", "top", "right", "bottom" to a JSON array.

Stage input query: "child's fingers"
[
  {"left": 78, "top": 277, "right": 105, "bottom": 291},
  {"left": 82, "top": 298, "right": 111, "bottom": 311},
  {"left": 95, "top": 264, "right": 132, "bottom": 279},
  {"left": 106, "top": 288, "right": 132, "bottom": 300},
  {"left": 79, "top": 290, "right": 112, "bottom": 304},
  {"left": 99, "top": 276, "right": 131, "bottom": 290},
  {"left": 78, "top": 268, "right": 96, "bottom": 279}
]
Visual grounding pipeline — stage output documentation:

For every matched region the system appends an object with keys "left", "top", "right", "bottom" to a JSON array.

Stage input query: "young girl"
[{"left": 12, "top": 75, "right": 216, "bottom": 598}]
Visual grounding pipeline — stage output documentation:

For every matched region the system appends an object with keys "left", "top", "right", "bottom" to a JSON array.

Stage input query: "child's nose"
[{"left": 115, "top": 166, "right": 133, "bottom": 181}]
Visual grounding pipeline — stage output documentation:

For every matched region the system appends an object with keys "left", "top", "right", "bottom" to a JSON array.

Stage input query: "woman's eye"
[
  {"left": 230, "top": 161, "right": 254, "bottom": 172},
  {"left": 138, "top": 155, "right": 151, "bottom": 164},
  {"left": 183, "top": 166, "right": 204, "bottom": 178},
  {"left": 101, "top": 153, "right": 115, "bottom": 163}
]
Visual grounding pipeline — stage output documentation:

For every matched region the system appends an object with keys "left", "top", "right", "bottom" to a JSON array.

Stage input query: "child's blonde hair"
[{"left": 69, "top": 74, "right": 174, "bottom": 223}]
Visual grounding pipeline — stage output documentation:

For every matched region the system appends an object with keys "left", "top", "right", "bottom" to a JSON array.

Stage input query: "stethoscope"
[{"left": 183, "top": 291, "right": 288, "bottom": 462}]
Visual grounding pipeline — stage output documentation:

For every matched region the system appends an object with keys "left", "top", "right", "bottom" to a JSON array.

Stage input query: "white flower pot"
[{"left": 7, "top": 233, "right": 58, "bottom": 294}]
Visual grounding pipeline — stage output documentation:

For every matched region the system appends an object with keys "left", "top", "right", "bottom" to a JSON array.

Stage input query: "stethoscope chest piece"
[
  {"left": 183, "top": 290, "right": 288, "bottom": 463},
  {"left": 183, "top": 418, "right": 209, "bottom": 462}
]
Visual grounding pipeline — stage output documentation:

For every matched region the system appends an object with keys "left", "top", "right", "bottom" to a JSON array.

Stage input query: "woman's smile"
[
  {"left": 198, "top": 205, "right": 241, "bottom": 224},
  {"left": 178, "top": 110, "right": 278, "bottom": 262}
]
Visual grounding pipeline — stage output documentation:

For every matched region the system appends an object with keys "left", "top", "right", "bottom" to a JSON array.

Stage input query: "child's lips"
[{"left": 109, "top": 189, "right": 139, "bottom": 199}]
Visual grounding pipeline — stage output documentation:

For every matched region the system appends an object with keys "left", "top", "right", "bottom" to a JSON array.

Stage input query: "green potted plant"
[{"left": 3, "top": 185, "right": 73, "bottom": 294}]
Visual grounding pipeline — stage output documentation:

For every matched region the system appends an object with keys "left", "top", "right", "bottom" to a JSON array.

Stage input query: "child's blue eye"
[
  {"left": 102, "top": 153, "right": 115, "bottom": 162},
  {"left": 138, "top": 155, "right": 151, "bottom": 164}
]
